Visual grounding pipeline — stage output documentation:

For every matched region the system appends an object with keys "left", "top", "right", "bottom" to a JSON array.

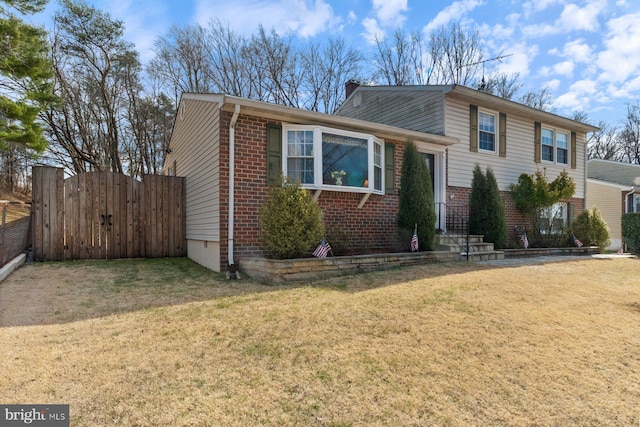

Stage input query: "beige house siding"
[
  {"left": 444, "top": 97, "right": 586, "bottom": 198},
  {"left": 166, "top": 98, "right": 221, "bottom": 242},
  {"left": 587, "top": 179, "right": 626, "bottom": 250}
]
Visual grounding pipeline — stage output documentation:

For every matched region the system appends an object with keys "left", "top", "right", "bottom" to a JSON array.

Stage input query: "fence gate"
[{"left": 32, "top": 167, "right": 186, "bottom": 261}]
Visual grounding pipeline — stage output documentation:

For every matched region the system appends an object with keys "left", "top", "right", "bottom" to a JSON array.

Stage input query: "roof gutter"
[{"left": 228, "top": 103, "right": 241, "bottom": 268}]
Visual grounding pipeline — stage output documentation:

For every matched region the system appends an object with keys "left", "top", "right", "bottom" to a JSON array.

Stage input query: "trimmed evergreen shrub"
[
  {"left": 258, "top": 179, "right": 324, "bottom": 259},
  {"left": 398, "top": 141, "right": 436, "bottom": 250},
  {"left": 622, "top": 213, "right": 640, "bottom": 253},
  {"left": 469, "top": 165, "right": 507, "bottom": 249},
  {"left": 571, "top": 208, "right": 610, "bottom": 251}
]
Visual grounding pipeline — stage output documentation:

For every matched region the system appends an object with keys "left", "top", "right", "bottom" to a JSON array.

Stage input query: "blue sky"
[{"left": 25, "top": 0, "right": 640, "bottom": 126}]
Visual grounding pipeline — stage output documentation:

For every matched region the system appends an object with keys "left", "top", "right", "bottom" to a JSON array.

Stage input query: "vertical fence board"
[{"left": 32, "top": 168, "right": 185, "bottom": 261}]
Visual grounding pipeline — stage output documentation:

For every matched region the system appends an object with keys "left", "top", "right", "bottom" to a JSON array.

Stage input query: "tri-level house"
[
  {"left": 164, "top": 93, "right": 456, "bottom": 273},
  {"left": 335, "top": 83, "right": 599, "bottom": 240}
]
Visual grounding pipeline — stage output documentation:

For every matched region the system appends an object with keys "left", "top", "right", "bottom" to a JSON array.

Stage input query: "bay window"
[{"left": 283, "top": 125, "right": 384, "bottom": 194}]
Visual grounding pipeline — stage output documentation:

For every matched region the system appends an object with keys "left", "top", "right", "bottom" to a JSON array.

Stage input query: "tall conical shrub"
[
  {"left": 398, "top": 141, "right": 435, "bottom": 250},
  {"left": 469, "top": 165, "right": 507, "bottom": 249}
]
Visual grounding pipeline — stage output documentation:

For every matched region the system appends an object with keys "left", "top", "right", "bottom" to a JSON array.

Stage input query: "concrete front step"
[
  {"left": 439, "top": 242, "right": 496, "bottom": 253},
  {"left": 460, "top": 251, "right": 505, "bottom": 262},
  {"left": 436, "top": 234, "right": 486, "bottom": 246}
]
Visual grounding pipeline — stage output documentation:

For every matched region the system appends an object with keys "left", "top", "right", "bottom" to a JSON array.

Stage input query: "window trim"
[
  {"left": 477, "top": 109, "right": 498, "bottom": 154},
  {"left": 539, "top": 202, "right": 568, "bottom": 234},
  {"left": 281, "top": 124, "right": 385, "bottom": 195},
  {"left": 540, "top": 126, "right": 570, "bottom": 166}
]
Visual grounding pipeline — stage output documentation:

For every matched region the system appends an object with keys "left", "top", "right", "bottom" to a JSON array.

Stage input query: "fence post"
[{"left": 0, "top": 201, "right": 6, "bottom": 265}]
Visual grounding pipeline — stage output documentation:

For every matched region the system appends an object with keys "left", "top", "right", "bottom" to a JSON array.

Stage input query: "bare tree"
[
  {"left": 588, "top": 121, "right": 620, "bottom": 161},
  {"left": 478, "top": 71, "right": 522, "bottom": 100},
  {"left": 148, "top": 24, "right": 213, "bottom": 105},
  {"left": 204, "top": 20, "right": 252, "bottom": 98},
  {"left": 372, "top": 30, "right": 423, "bottom": 86},
  {"left": 519, "top": 88, "right": 556, "bottom": 112},
  {"left": 427, "top": 21, "right": 483, "bottom": 85},
  {"left": 618, "top": 103, "right": 640, "bottom": 164},
  {"left": 300, "top": 37, "right": 363, "bottom": 113}
]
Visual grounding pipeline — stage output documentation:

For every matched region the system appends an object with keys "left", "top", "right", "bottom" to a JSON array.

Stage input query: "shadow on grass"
[{"left": 0, "top": 254, "right": 616, "bottom": 327}]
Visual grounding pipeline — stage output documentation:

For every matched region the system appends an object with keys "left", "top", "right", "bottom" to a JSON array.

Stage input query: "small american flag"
[
  {"left": 411, "top": 225, "right": 419, "bottom": 252},
  {"left": 313, "top": 238, "right": 332, "bottom": 258},
  {"left": 520, "top": 232, "right": 529, "bottom": 249},
  {"left": 572, "top": 235, "right": 583, "bottom": 247},
  {"left": 618, "top": 247, "right": 624, "bottom": 254}
]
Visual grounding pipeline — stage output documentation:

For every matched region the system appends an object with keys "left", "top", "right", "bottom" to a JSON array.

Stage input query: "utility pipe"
[{"left": 228, "top": 103, "right": 241, "bottom": 267}]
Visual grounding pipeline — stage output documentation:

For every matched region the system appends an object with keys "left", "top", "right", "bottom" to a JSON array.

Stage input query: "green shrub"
[
  {"left": 571, "top": 208, "right": 610, "bottom": 251},
  {"left": 622, "top": 213, "right": 640, "bottom": 253},
  {"left": 469, "top": 166, "right": 507, "bottom": 249},
  {"left": 398, "top": 141, "right": 435, "bottom": 250},
  {"left": 258, "top": 179, "right": 324, "bottom": 259}
]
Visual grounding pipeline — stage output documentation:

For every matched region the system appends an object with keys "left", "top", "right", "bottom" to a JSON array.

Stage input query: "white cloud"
[
  {"left": 194, "top": 0, "right": 339, "bottom": 38},
  {"left": 495, "top": 42, "right": 538, "bottom": 78},
  {"left": 560, "top": 0, "right": 606, "bottom": 32},
  {"left": 544, "top": 79, "right": 561, "bottom": 90},
  {"left": 521, "top": 0, "right": 607, "bottom": 37},
  {"left": 371, "top": 0, "right": 408, "bottom": 27},
  {"left": 361, "top": 17, "right": 384, "bottom": 44},
  {"left": 553, "top": 60, "right": 575, "bottom": 77},
  {"left": 570, "top": 79, "right": 598, "bottom": 94},
  {"left": 597, "top": 12, "right": 640, "bottom": 83},
  {"left": 560, "top": 39, "right": 593, "bottom": 63},
  {"left": 423, "top": 0, "right": 484, "bottom": 33},
  {"left": 347, "top": 11, "right": 357, "bottom": 25},
  {"left": 522, "top": 0, "right": 562, "bottom": 17}
]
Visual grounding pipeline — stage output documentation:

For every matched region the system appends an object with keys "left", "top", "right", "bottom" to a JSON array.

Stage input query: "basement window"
[{"left": 283, "top": 125, "right": 384, "bottom": 195}]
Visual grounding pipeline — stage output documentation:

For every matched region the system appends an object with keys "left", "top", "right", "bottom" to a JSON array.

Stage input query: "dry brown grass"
[{"left": 1, "top": 257, "right": 640, "bottom": 426}]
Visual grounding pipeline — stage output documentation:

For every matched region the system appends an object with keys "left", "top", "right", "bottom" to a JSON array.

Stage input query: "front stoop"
[{"left": 437, "top": 234, "right": 504, "bottom": 262}]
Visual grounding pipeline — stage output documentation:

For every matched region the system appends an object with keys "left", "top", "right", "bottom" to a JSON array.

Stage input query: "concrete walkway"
[{"left": 477, "top": 253, "right": 635, "bottom": 267}]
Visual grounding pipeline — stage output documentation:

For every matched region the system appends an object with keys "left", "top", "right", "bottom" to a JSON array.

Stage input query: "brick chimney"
[{"left": 345, "top": 80, "right": 360, "bottom": 99}]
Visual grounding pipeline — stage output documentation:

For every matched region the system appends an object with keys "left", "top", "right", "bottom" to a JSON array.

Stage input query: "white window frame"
[
  {"left": 478, "top": 110, "right": 497, "bottom": 153},
  {"left": 282, "top": 124, "right": 384, "bottom": 195},
  {"left": 541, "top": 126, "right": 569, "bottom": 165},
  {"left": 539, "top": 202, "right": 567, "bottom": 234}
]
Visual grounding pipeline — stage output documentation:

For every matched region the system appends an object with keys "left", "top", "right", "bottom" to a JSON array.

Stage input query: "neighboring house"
[
  {"left": 164, "top": 93, "right": 456, "bottom": 273},
  {"left": 587, "top": 159, "right": 640, "bottom": 250},
  {"left": 336, "top": 84, "right": 599, "bottom": 239}
]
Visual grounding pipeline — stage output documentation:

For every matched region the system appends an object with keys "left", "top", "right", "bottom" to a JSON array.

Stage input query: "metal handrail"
[{"left": 436, "top": 201, "right": 470, "bottom": 261}]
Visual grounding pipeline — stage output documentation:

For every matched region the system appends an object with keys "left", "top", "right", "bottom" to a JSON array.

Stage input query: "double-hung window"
[
  {"left": 541, "top": 127, "right": 569, "bottom": 165},
  {"left": 478, "top": 111, "right": 496, "bottom": 152},
  {"left": 283, "top": 125, "right": 384, "bottom": 194}
]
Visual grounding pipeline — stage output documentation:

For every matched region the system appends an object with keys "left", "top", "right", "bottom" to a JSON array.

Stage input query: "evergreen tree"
[
  {"left": 398, "top": 141, "right": 435, "bottom": 250},
  {"left": 0, "top": 0, "right": 56, "bottom": 154},
  {"left": 469, "top": 165, "right": 507, "bottom": 249},
  {"left": 484, "top": 168, "right": 507, "bottom": 249},
  {"left": 468, "top": 164, "right": 487, "bottom": 236}
]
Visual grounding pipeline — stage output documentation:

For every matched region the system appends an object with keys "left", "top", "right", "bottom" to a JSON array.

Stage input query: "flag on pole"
[
  {"left": 313, "top": 238, "right": 332, "bottom": 258},
  {"left": 572, "top": 235, "right": 583, "bottom": 247},
  {"left": 520, "top": 232, "right": 529, "bottom": 249},
  {"left": 411, "top": 224, "right": 419, "bottom": 252}
]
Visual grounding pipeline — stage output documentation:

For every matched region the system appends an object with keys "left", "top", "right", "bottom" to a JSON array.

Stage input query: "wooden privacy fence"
[{"left": 32, "top": 167, "right": 186, "bottom": 261}]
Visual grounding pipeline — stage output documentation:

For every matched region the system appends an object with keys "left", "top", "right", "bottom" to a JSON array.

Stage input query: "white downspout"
[
  {"left": 625, "top": 187, "right": 635, "bottom": 213},
  {"left": 228, "top": 104, "right": 241, "bottom": 267}
]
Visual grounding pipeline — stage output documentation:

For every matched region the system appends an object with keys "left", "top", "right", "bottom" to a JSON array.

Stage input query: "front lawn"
[{"left": 1, "top": 257, "right": 639, "bottom": 425}]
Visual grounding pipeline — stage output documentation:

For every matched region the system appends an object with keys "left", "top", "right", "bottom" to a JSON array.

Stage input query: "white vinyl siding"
[
  {"left": 445, "top": 97, "right": 585, "bottom": 197},
  {"left": 166, "top": 99, "right": 220, "bottom": 241}
]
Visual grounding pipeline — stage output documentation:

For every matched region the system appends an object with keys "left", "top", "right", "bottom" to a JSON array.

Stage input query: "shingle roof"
[{"left": 587, "top": 159, "right": 640, "bottom": 186}]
